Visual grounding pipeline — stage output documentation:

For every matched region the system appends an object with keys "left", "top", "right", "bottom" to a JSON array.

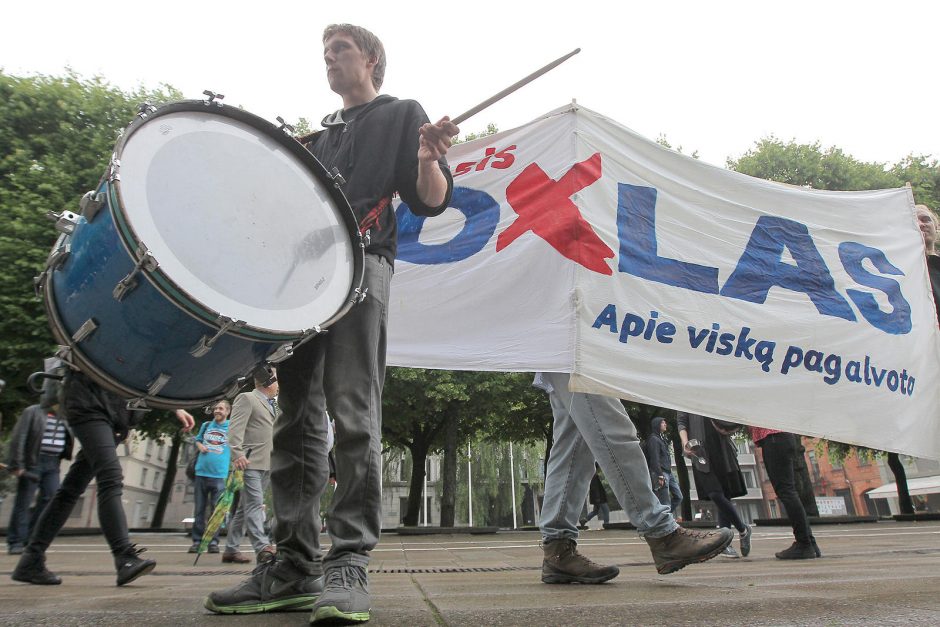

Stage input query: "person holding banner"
[
  {"left": 677, "top": 413, "right": 752, "bottom": 558},
  {"left": 536, "top": 372, "right": 733, "bottom": 583},
  {"left": 206, "top": 23, "right": 457, "bottom": 624},
  {"left": 916, "top": 204, "right": 940, "bottom": 323}
]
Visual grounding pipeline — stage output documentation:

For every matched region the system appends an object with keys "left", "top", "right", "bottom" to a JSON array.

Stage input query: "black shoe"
[
  {"left": 12, "top": 550, "right": 62, "bottom": 585},
  {"left": 188, "top": 542, "right": 200, "bottom": 554},
  {"left": 8, "top": 545, "right": 24, "bottom": 555},
  {"left": 208, "top": 543, "right": 220, "bottom": 554},
  {"left": 115, "top": 544, "right": 157, "bottom": 586},
  {"left": 775, "top": 541, "right": 817, "bottom": 560},
  {"left": 205, "top": 558, "right": 323, "bottom": 614},
  {"left": 811, "top": 538, "right": 823, "bottom": 558}
]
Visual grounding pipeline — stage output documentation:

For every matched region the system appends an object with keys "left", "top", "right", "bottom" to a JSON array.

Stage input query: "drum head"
[{"left": 116, "top": 108, "right": 356, "bottom": 334}]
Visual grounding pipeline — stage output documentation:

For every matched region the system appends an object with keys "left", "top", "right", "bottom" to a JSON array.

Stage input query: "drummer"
[
  {"left": 11, "top": 368, "right": 195, "bottom": 587},
  {"left": 206, "top": 23, "right": 457, "bottom": 624}
]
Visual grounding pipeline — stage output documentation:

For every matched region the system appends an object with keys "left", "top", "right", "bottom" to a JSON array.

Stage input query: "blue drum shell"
[{"left": 47, "top": 184, "right": 277, "bottom": 404}]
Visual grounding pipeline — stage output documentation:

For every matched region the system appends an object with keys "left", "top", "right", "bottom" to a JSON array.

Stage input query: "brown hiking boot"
[
  {"left": 222, "top": 551, "right": 251, "bottom": 564},
  {"left": 541, "top": 538, "right": 620, "bottom": 584},
  {"left": 645, "top": 526, "right": 733, "bottom": 574},
  {"left": 256, "top": 545, "right": 276, "bottom": 564}
]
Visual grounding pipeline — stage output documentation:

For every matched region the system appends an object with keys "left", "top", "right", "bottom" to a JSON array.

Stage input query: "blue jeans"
[
  {"left": 655, "top": 471, "right": 683, "bottom": 515},
  {"left": 585, "top": 502, "right": 610, "bottom": 524},
  {"left": 272, "top": 254, "right": 391, "bottom": 574},
  {"left": 225, "top": 469, "right": 271, "bottom": 553},
  {"left": 539, "top": 372, "right": 675, "bottom": 541},
  {"left": 7, "top": 454, "right": 61, "bottom": 549},
  {"left": 192, "top": 475, "right": 225, "bottom": 544}
]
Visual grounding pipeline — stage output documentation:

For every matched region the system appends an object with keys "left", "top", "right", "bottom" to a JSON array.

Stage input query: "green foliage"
[
  {"left": 456, "top": 123, "right": 498, "bottom": 145},
  {"left": 655, "top": 134, "right": 699, "bottom": 159},
  {"left": 0, "top": 71, "right": 181, "bottom": 426},
  {"left": 728, "top": 137, "right": 901, "bottom": 191},
  {"left": 891, "top": 154, "right": 940, "bottom": 210}
]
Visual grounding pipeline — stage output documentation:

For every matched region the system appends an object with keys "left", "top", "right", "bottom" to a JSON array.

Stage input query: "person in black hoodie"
[
  {"left": 206, "top": 23, "right": 457, "bottom": 625},
  {"left": 646, "top": 417, "right": 682, "bottom": 515}
]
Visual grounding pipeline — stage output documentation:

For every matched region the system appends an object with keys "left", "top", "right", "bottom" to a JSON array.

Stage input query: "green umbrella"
[{"left": 193, "top": 451, "right": 249, "bottom": 566}]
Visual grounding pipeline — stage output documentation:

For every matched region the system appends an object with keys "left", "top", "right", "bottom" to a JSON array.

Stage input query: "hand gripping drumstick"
[{"left": 450, "top": 48, "right": 581, "bottom": 126}]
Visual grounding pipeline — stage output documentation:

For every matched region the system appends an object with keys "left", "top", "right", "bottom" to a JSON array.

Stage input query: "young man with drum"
[{"left": 206, "top": 23, "right": 457, "bottom": 624}]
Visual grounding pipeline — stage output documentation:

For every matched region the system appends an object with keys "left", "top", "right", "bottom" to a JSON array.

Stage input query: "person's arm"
[
  {"left": 175, "top": 409, "right": 195, "bottom": 432},
  {"left": 7, "top": 408, "right": 30, "bottom": 474},
  {"left": 193, "top": 422, "right": 209, "bottom": 454},
  {"left": 676, "top": 412, "right": 691, "bottom": 455},
  {"left": 415, "top": 116, "right": 459, "bottom": 208},
  {"left": 227, "top": 395, "right": 251, "bottom": 470}
]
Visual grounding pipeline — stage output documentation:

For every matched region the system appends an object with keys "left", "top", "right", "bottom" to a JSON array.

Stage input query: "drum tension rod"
[
  {"left": 136, "top": 103, "right": 156, "bottom": 119},
  {"left": 190, "top": 317, "right": 244, "bottom": 358},
  {"left": 46, "top": 210, "right": 80, "bottom": 235},
  {"left": 276, "top": 116, "right": 295, "bottom": 136},
  {"left": 202, "top": 90, "right": 225, "bottom": 106},
  {"left": 113, "top": 247, "right": 158, "bottom": 301},
  {"left": 328, "top": 167, "right": 346, "bottom": 187}
]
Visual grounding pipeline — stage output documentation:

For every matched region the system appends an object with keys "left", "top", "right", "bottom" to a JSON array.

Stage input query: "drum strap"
[{"left": 359, "top": 196, "right": 392, "bottom": 236}]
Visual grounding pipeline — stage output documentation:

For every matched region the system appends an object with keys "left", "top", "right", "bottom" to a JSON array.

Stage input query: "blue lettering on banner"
[
  {"left": 591, "top": 304, "right": 916, "bottom": 397},
  {"left": 396, "top": 187, "right": 500, "bottom": 264},
  {"left": 838, "top": 242, "right": 911, "bottom": 334},
  {"left": 617, "top": 183, "right": 719, "bottom": 293}
]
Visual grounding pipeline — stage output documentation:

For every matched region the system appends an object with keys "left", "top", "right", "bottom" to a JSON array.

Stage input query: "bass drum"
[{"left": 39, "top": 98, "right": 364, "bottom": 409}]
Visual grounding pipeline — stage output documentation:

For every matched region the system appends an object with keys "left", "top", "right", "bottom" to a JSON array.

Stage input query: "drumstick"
[{"left": 451, "top": 48, "right": 581, "bottom": 126}]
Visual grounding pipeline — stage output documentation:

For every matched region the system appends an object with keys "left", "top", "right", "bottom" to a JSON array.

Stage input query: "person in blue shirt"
[{"left": 189, "top": 400, "right": 231, "bottom": 553}]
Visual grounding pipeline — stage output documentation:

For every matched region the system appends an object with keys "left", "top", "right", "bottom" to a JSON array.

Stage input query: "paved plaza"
[{"left": 1, "top": 521, "right": 938, "bottom": 626}]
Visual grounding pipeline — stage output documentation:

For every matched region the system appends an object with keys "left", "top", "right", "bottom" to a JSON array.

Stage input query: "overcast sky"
[{"left": 2, "top": 0, "right": 936, "bottom": 168}]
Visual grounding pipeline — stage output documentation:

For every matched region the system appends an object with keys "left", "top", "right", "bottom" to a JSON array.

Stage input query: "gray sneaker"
[
  {"left": 205, "top": 558, "right": 322, "bottom": 614},
  {"left": 310, "top": 564, "right": 371, "bottom": 624}
]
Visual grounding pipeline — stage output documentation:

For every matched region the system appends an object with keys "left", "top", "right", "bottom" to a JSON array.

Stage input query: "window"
[
  {"left": 141, "top": 467, "right": 149, "bottom": 487},
  {"left": 145, "top": 440, "right": 153, "bottom": 458},
  {"left": 807, "top": 451, "right": 820, "bottom": 481},
  {"left": 769, "top": 501, "right": 778, "bottom": 518},
  {"left": 857, "top": 454, "right": 870, "bottom": 467},
  {"left": 153, "top": 471, "right": 161, "bottom": 490},
  {"left": 741, "top": 469, "right": 756, "bottom": 490}
]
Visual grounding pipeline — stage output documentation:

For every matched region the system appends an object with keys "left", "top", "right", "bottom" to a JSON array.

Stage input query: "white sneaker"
[{"left": 720, "top": 545, "right": 740, "bottom": 558}]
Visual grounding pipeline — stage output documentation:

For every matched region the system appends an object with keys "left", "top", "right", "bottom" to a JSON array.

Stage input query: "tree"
[{"left": 0, "top": 71, "right": 180, "bottom": 427}]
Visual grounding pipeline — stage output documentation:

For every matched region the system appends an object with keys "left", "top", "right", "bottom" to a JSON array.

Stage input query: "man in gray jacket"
[
  {"left": 6, "top": 402, "right": 72, "bottom": 554},
  {"left": 223, "top": 367, "right": 279, "bottom": 564}
]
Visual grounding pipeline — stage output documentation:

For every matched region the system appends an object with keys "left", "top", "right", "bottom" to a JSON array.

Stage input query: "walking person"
[
  {"left": 677, "top": 412, "right": 752, "bottom": 558},
  {"left": 188, "top": 400, "right": 231, "bottom": 556},
  {"left": 646, "top": 416, "right": 683, "bottom": 515},
  {"left": 582, "top": 466, "right": 610, "bottom": 527},
  {"left": 5, "top": 398, "right": 72, "bottom": 554},
  {"left": 222, "top": 367, "right": 279, "bottom": 565},
  {"left": 11, "top": 370, "right": 193, "bottom": 586},
  {"left": 206, "top": 23, "right": 457, "bottom": 623},
  {"left": 536, "top": 372, "right": 733, "bottom": 585},
  {"left": 750, "top": 427, "right": 821, "bottom": 559}
]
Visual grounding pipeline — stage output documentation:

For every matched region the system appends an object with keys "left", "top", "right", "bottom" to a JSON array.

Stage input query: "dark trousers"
[
  {"left": 7, "top": 454, "right": 61, "bottom": 549},
  {"left": 192, "top": 475, "right": 225, "bottom": 544},
  {"left": 707, "top": 490, "right": 746, "bottom": 533},
  {"left": 761, "top": 432, "right": 813, "bottom": 545},
  {"left": 27, "top": 419, "right": 131, "bottom": 556}
]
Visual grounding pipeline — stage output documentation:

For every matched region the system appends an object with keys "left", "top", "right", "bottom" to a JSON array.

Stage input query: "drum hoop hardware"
[
  {"left": 72, "top": 318, "right": 98, "bottom": 343},
  {"left": 136, "top": 103, "right": 157, "bottom": 120},
  {"left": 355, "top": 287, "right": 369, "bottom": 304},
  {"left": 328, "top": 167, "right": 347, "bottom": 187},
  {"left": 189, "top": 316, "right": 245, "bottom": 358},
  {"left": 79, "top": 190, "right": 106, "bottom": 221},
  {"left": 276, "top": 116, "right": 295, "bottom": 136},
  {"left": 202, "top": 90, "right": 225, "bottom": 107},
  {"left": 109, "top": 156, "right": 121, "bottom": 183},
  {"left": 113, "top": 247, "right": 159, "bottom": 301}
]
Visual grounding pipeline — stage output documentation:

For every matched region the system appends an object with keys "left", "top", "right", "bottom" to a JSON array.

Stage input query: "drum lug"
[
  {"left": 146, "top": 373, "right": 171, "bottom": 396},
  {"left": 46, "top": 210, "right": 81, "bottom": 235},
  {"left": 355, "top": 287, "right": 369, "bottom": 304},
  {"left": 266, "top": 343, "right": 295, "bottom": 364},
  {"left": 190, "top": 316, "right": 244, "bottom": 357},
  {"left": 113, "top": 249, "right": 158, "bottom": 301},
  {"left": 126, "top": 398, "right": 152, "bottom": 412},
  {"left": 109, "top": 156, "right": 121, "bottom": 183},
  {"left": 79, "top": 190, "right": 106, "bottom": 221},
  {"left": 328, "top": 167, "right": 347, "bottom": 187},
  {"left": 276, "top": 116, "right": 295, "bottom": 136},
  {"left": 72, "top": 318, "right": 98, "bottom": 343},
  {"left": 202, "top": 90, "right": 225, "bottom": 107}
]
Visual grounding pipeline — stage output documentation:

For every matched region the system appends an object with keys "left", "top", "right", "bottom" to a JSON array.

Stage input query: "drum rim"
[{"left": 108, "top": 99, "right": 365, "bottom": 340}]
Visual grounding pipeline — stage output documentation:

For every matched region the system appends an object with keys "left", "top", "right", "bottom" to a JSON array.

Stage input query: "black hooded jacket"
[
  {"left": 646, "top": 417, "right": 672, "bottom": 478},
  {"left": 304, "top": 95, "right": 454, "bottom": 266}
]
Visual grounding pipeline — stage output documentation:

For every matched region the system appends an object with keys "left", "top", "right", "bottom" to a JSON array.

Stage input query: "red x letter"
[{"left": 497, "top": 153, "right": 612, "bottom": 275}]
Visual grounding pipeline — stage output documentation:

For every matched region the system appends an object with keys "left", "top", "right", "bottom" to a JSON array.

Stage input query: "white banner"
[{"left": 387, "top": 104, "right": 940, "bottom": 459}]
